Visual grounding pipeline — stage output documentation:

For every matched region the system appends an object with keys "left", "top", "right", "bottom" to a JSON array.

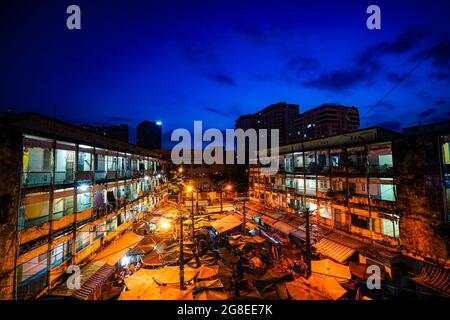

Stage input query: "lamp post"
[
  {"left": 303, "top": 208, "right": 312, "bottom": 278},
  {"left": 220, "top": 184, "right": 232, "bottom": 214},
  {"left": 178, "top": 207, "right": 186, "bottom": 290},
  {"left": 187, "top": 185, "right": 201, "bottom": 267}
]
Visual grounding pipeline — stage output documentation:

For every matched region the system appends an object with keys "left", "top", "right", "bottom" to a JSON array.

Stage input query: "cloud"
[
  {"left": 417, "top": 108, "right": 437, "bottom": 118},
  {"left": 303, "top": 66, "right": 373, "bottom": 91},
  {"left": 428, "top": 69, "right": 450, "bottom": 81},
  {"left": 287, "top": 57, "right": 320, "bottom": 77},
  {"left": 203, "top": 72, "right": 236, "bottom": 86},
  {"left": 203, "top": 105, "right": 240, "bottom": 118},
  {"left": 303, "top": 27, "right": 425, "bottom": 92},
  {"left": 360, "top": 27, "right": 426, "bottom": 64},
  {"left": 434, "top": 98, "right": 447, "bottom": 106},
  {"left": 374, "top": 121, "right": 402, "bottom": 131},
  {"left": 234, "top": 24, "right": 283, "bottom": 45}
]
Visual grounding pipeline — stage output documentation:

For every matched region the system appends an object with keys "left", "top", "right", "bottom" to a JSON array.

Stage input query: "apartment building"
[
  {"left": 294, "top": 104, "right": 360, "bottom": 141},
  {"left": 0, "top": 113, "right": 168, "bottom": 300},
  {"left": 248, "top": 122, "right": 450, "bottom": 294}
]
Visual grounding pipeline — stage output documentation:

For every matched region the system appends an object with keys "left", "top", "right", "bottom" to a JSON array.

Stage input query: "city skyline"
[{"left": 1, "top": 0, "right": 449, "bottom": 148}]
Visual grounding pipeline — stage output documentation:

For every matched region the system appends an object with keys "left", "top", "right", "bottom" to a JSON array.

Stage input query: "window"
[
  {"left": 51, "top": 240, "right": 73, "bottom": 267},
  {"left": 319, "top": 206, "right": 332, "bottom": 219},
  {"left": 19, "top": 194, "right": 50, "bottom": 229},
  {"left": 78, "top": 151, "right": 92, "bottom": 172},
  {"left": 17, "top": 252, "right": 49, "bottom": 299},
  {"left": 76, "top": 231, "right": 90, "bottom": 251},
  {"left": 53, "top": 196, "right": 74, "bottom": 219},
  {"left": 351, "top": 214, "right": 369, "bottom": 229},
  {"left": 77, "top": 192, "right": 91, "bottom": 212},
  {"left": 94, "top": 222, "right": 106, "bottom": 240},
  {"left": 107, "top": 217, "right": 117, "bottom": 232},
  {"left": 55, "top": 147, "right": 75, "bottom": 184}
]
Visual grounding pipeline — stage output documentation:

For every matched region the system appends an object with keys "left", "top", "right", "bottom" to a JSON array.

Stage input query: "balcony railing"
[
  {"left": 17, "top": 268, "right": 48, "bottom": 300},
  {"left": 94, "top": 170, "right": 106, "bottom": 180},
  {"left": 22, "top": 172, "right": 52, "bottom": 187},
  {"left": 54, "top": 171, "right": 75, "bottom": 184},
  {"left": 368, "top": 164, "right": 394, "bottom": 177}
]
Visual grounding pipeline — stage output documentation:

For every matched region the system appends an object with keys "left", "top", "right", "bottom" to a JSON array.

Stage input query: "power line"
[{"left": 361, "top": 46, "right": 435, "bottom": 120}]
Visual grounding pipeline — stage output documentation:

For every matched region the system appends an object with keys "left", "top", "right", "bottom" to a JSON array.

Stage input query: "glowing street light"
[{"left": 159, "top": 220, "right": 172, "bottom": 230}]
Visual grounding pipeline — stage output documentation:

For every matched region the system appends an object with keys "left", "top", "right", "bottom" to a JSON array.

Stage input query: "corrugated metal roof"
[
  {"left": 313, "top": 238, "right": 356, "bottom": 263},
  {"left": 412, "top": 264, "right": 450, "bottom": 296}
]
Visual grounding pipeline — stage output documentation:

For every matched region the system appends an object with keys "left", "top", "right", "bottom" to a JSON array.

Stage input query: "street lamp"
[{"left": 220, "top": 184, "right": 232, "bottom": 215}]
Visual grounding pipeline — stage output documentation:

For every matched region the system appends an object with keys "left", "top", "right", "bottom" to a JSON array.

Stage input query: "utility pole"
[
  {"left": 242, "top": 199, "right": 246, "bottom": 235},
  {"left": 191, "top": 190, "right": 200, "bottom": 267},
  {"left": 179, "top": 208, "right": 185, "bottom": 290},
  {"left": 304, "top": 208, "right": 312, "bottom": 278},
  {"left": 220, "top": 189, "right": 223, "bottom": 215}
]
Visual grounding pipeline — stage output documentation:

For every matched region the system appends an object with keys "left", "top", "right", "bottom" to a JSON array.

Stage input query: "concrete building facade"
[{"left": 0, "top": 113, "right": 168, "bottom": 300}]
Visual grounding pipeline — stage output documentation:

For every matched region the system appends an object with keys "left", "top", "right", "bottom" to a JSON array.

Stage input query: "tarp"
[
  {"left": 204, "top": 205, "right": 235, "bottom": 213},
  {"left": 195, "top": 220, "right": 212, "bottom": 228},
  {"left": 254, "top": 270, "right": 292, "bottom": 290},
  {"left": 260, "top": 216, "right": 277, "bottom": 227},
  {"left": 153, "top": 266, "right": 198, "bottom": 285},
  {"left": 211, "top": 215, "right": 243, "bottom": 233},
  {"left": 272, "top": 221, "right": 295, "bottom": 236},
  {"left": 313, "top": 238, "right": 355, "bottom": 263},
  {"left": 128, "top": 236, "right": 160, "bottom": 255},
  {"left": 289, "top": 228, "right": 318, "bottom": 244},
  {"left": 196, "top": 265, "right": 220, "bottom": 280},
  {"left": 141, "top": 251, "right": 162, "bottom": 268},
  {"left": 311, "top": 259, "right": 351, "bottom": 283},
  {"left": 95, "top": 232, "right": 144, "bottom": 266},
  {"left": 286, "top": 274, "right": 347, "bottom": 300},
  {"left": 193, "top": 279, "right": 229, "bottom": 300},
  {"left": 119, "top": 282, "right": 194, "bottom": 300}
]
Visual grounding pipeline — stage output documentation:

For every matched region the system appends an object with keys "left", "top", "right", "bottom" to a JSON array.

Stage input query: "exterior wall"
[
  {"left": 393, "top": 134, "right": 450, "bottom": 267},
  {"left": 0, "top": 124, "right": 169, "bottom": 299},
  {"left": 249, "top": 139, "right": 400, "bottom": 250},
  {"left": 0, "top": 126, "right": 22, "bottom": 299}
]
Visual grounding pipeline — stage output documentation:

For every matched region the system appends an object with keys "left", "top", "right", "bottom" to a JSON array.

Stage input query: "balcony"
[
  {"left": 94, "top": 170, "right": 107, "bottom": 181},
  {"left": 22, "top": 172, "right": 52, "bottom": 187},
  {"left": 368, "top": 164, "right": 394, "bottom": 177},
  {"left": 76, "top": 171, "right": 93, "bottom": 181},
  {"left": 347, "top": 164, "right": 367, "bottom": 175},
  {"left": 54, "top": 171, "right": 75, "bottom": 185},
  {"left": 106, "top": 171, "right": 117, "bottom": 180},
  {"left": 17, "top": 268, "right": 48, "bottom": 300}
]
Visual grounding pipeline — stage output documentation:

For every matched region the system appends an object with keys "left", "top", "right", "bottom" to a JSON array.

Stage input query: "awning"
[
  {"left": 210, "top": 215, "right": 243, "bottom": 233},
  {"left": 94, "top": 232, "right": 144, "bottom": 266},
  {"left": 71, "top": 263, "right": 115, "bottom": 300},
  {"left": 313, "top": 238, "right": 356, "bottom": 263},
  {"left": 260, "top": 215, "right": 277, "bottom": 227},
  {"left": 411, "top": 264, "right": 450, "bottom": 296},
  {"left": 311, "top": 259, "right": 351, "bottom": 282},
  {"left": 289, "top": 228, "right": 318, "bottom": 244},
  {"left": 272, "top": 221, "right": 295, "bottom": 236}
]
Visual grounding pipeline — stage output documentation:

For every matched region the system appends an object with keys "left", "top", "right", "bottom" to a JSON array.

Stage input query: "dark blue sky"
[{"left": 1, "top": 0, "right": 449, "bottom": 148}]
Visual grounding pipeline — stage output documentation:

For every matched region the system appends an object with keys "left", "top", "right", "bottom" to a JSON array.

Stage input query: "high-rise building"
[
  {"left": 81, "top": 124, "right": 129, "bottom": 143},
  {"left": 294, "top": 104, "right": 360, "bottom": 141},
  {"left": 235, "top": 102, "right": 299, "bottom": 147},
  {"left": 136, "top": 121, "right": 162, "bottom": 150}
]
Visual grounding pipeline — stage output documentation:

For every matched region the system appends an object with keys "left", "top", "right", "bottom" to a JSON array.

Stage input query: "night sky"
[{"left": 1, "top": 0, "right": 449, "bottom": 148}]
